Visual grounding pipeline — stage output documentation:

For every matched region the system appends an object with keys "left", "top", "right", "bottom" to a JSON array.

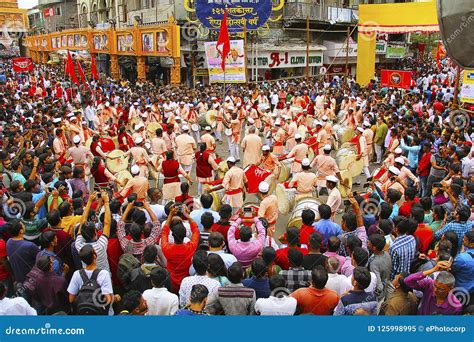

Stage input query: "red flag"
[
  {"left": 380, "top": 69, "right": 412, "bottom": 89},
  {"left": 91, "top": 55, "right": 99, "bottom": 80},
  {"left": 76, "top": 60, "right": 86, "bottom": 84},
  {"left": 65, "top": 50, "right": 79, "bottom": 85},
  {"left": 216, "top": 10, "right": 230, "bottom": 71},
  {"left": 12, "top": 57, "right": 33, "bottom": 72}
]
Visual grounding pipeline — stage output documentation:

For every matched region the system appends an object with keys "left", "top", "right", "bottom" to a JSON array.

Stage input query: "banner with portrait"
[{"left": 204, "top": 40, "right": 246, "bottom": 83}]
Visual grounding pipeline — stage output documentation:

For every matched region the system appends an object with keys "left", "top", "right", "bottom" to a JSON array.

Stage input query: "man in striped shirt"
[
  {"left": 207, "top": 262, "right": 256, "bottom": 315},
  {"left": 389, "top": 217, "right": 416, "bottom": 280}
]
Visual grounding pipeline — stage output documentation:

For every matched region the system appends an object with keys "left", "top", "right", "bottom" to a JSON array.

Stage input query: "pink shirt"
[{"left": 227, "top": 217, "right": 265, "bottom": 268}]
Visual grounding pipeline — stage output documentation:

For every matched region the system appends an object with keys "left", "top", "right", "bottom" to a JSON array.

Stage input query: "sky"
[{"left": 18, "top": 0, "right": 38, "bottom": 9}]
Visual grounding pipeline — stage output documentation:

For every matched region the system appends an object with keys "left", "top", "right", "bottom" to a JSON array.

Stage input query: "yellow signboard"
[{"left": 460, "top": 69, "right": 474, "bottom": 104}]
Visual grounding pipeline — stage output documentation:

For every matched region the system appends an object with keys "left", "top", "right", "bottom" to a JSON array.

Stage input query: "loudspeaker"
[{"left": 437, "top": 0, "right": 474, "bottom": 68}]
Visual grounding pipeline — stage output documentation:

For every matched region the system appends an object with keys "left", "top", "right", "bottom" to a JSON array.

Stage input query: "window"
[{"left": 56, "top": 7, "right": 61, "bottom": 15}]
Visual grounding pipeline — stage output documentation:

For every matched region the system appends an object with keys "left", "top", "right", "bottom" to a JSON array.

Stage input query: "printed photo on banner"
[
  {"left": 118, "top": 34, "right": 134, "bottom": 52},
  {"left": 142, "top": 33, "right": 154, "bottom": 53},
  {"left": 157, "top": 32, "right": 168, "bottom": 53},
  {"left": 81, "top": 35, "right": 88, "bottom": 48},
  {"left": 74, "top": 34, "right": 80, "bottom": 47},
  {"left": 204, "top": 40, "right": 246, "bottom": 83},
  {"left": 61, "top": 35, "right": 67, "bottom": 48},
  {"left": 68, "top": 35, "right": 74, "bottom": 47}
]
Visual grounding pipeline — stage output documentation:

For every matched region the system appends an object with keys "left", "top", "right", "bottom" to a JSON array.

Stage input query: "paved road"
[{"left": 182, "top": 131, "right": 371, "bottom": 240}]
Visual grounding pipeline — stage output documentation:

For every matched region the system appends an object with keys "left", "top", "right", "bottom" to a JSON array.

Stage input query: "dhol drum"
[
  {"left": 106, "top": 150, "right": 129, "bottom": 174},
  {"left": 277, "top": 158, "right": 294, "bottom": 183},
  {"left": 224, "top": 128, "right": 232, "bottom": 137},
  {"left": 191, "top": 124, "right": 200, "bottom": 132},
  {"left": 291, "top": 105, "right": 303, "bottom": 115},
  {"left": 287, "top": 197, "right": 321, "bottom": 229},
  {"left": 130, "top": 117, "right": 141, "bottom": 130},
  {"left": 198, "top": 113, "right": 209, "bottom": 127},
  {"left": 205, "top": 110, "right": 216, "bottom": 126},
  {"left": 116, "top": 170, "right": 133, "bottom": 191},
  {"left": 203, "top": 185, "right": 225, "bottom": 212},
  {"left": 217, "top": 160, "right": 229, "bottom": 179},
  {"left": 297, "top": 125, "right": 307, "bottom": 140},
  {"left": 276, "top": 184, "right": 296, "bottom": 215},
  {"left": 147, "top": 122, "right": 162, "bottom": 138},
  {"left": 336, "top": 147, "right": 364, "bottom": 178},
  {"left": 244, "top": 165, "right": 276, "bottom": 195},
  {"left": 148, "top": 155, "right": 161, "bottom": 181},
  {"left": 333, "top": 124, "right": 354, "bottom": 144},
  {"left": 338, "top": 170, "right": 353, "bottom": 198}
]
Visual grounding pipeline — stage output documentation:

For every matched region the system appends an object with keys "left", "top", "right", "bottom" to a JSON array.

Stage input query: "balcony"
[{"left": 283, "top": 1, "right": 357, "bottom": 24}]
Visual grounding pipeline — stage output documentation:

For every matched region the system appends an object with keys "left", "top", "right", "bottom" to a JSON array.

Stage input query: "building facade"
[{"left": 0, "top": 0, "right": 27, "bottom": 57}]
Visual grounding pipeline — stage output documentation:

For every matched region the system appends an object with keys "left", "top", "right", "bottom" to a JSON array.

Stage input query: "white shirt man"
[
  {"left": 142, "top": 286, "right": 179, "bottom": 315},
  {"left": 0, "top": 296, "right": 37, "bottom": 315},
  {"left": 254, "top": 293, "right": 297, "bottom": 316}
]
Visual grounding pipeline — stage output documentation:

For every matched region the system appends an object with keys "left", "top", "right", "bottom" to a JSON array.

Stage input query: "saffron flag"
[
  {"left": 244, "top": 165, "right": 271, "bottom": 194},
  {"left": 76, "top": 60, "right": 87, "bottom": 84},
  {"left": 436, "top": 41, "right": 446, "bottom": 68},
  {"left": 65, "top": 50, "right": 79, "bottom": 85},
  {"left": 91, "top": 55, "right": 99, "bottom": 80},
  {"left": 216, "top": 10, "right": 230, "bottom": 71},
  {"left": 380, "top": 69, "right": 412, "bottom": 89}
]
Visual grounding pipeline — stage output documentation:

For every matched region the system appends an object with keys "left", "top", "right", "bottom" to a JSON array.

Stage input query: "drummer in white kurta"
[
  {"left": 200, "top": 126, "right": 216, "bottom": 152},
  {"left": 362, "top": 121, "right": 374, "bottom": 161},
  {"left": 285, "top": 134, "right": 308, "bottom": 174},
  {"left": 257, "top": 181, "right": 279, "bottom": 233},
  {"left": 310, "top": 144, "right": 344, "bottom": 195},
  {"left": 355, "top": 127, "right": 371, "bottom": 179},
  {"left": 241, "top": 126, "right": 262, "bottom": 168},
  {"left": 285, "top": 116, "right": 298, "bottom": 152},
  {"left": 288, "top": 158, "right": 318, "bottom": 200},
  {"left": 222, "top": 157, "right": 247, "bottom": 210},
  {"left": 125, "top": 136, "right": 152, "bottom": 177},
  {"left": 326, "top": 175, "right": 342, "bottom": 220},
  {"left": 175, "top": 125, "right": 197, "bottom": 174}
]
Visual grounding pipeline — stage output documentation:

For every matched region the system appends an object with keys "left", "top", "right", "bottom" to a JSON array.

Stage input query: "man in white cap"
[
  {"left": 285, "top": 116, "right": 298, "bottom": 152},
  {"left": 118, "top": 164, "right": 149, "bottom": 202},
  {"left": 379, "top": 166, "right": 405, "bottom": 196},
  {"left": 286, "top": 134, "right": 308, "bottom": 174},
  {"left": 214, "top": 103, "right": 224, "bottom": 143},
  {"left": 325, "top": 175, "right": 341, "bottom": 220},
  {"left": 258, "top": 145, "right": 281, "bottom": 179},
  {"left": 257, "top": 91, "right": 268, "bottom": 105},
  {"left": 354, "top": 126, "right": 371, "bottom": 181},
  {"left": 288, "top": 158, "right": 317, "bottom": 200},
  {"left": 362, "top": 120, "right": 374, "bottom": 161},
  {"left": 129, "top": 101, "right": 141, "bottom": 120},
  {"left": 383, "top": 147, "right": 406, "bottom": 171},
  {"left": 272, "top": 118, "right": 286, "bottom": 156},
  {"left": 314, "top": 121, "right": 328, "bottom": 155},
  {"left": 67, "top": 135, "right": 93, "bottom": 171},
  {"left": 257, "top": 181, "right": 278, "bottom": 233},
  {"left": 229, "top": 112, "right": 242, "bottom": 161},
  {"left": 200, "top": 126, "right": 216, "bottom": 152},
  {"left": 394, "top": 157, "right": 419, "bottom": 187},
  {"left": 310, "top": 144, "right": 345, "bottom": 195},
  {"left": 163, "top": 123, "right": 177, "bottom": 153},
  {"left": 124, "top": 136, "right": 152, "bottom": 177},
  {"left": 187, "top": 104, "right": 200, "bottom": 143},
  {"left": 241, "top": 126, "right": 262, "bottom": 168},
  {"left": 132, "top": 122, "right": 147, "bottom": 143},
  {"left": 247, "top": 105, "right": 260, "bottom": 130},
  {"left": 175, "top": 125, "right": 197, "bottom": 174},
  {"left": 221, "top": 156, "right": 247, "bottom": 209}
]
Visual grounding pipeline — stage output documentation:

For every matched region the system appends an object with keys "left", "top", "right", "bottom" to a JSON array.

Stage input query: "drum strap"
[{"left": 225, "top": 188, "right": 243, "bottom": 195}]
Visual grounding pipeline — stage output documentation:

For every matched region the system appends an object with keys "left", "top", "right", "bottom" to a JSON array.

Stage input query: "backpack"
[
  {"left": 117, "top": 252, "right": 141, "bottom": 290},
  {"left": 74, "top": 269, "right": 108, "bottom": 315}
]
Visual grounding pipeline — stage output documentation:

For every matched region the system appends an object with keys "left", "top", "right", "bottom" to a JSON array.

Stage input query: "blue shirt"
[
  {"left": 313, "top": 219, "right": 342, "bottom": 246},
  {"left": 242, "top": 277, "right": 271, "bottom": 299},
  {"left": 190, "top": 208, "right": 220, "bottom": 231},
  {"left": 400, "top": 139, "right": 421, "bottom": 168},
  {"left": 389, "top": 204, "right": 399, "bottom": 221},
  {"left": 452, "top": 248, "right": 474, "bottom": 293},
  {"left": 389, "top": 234, "right": 416, "bottom": 280},
  {"left": 434, "top": 221, "right": 473, "bottom": 249}
]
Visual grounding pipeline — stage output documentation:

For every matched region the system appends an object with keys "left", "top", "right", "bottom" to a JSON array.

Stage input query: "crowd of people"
[{"left": 0, "top": 56, "right": 472, "bottom": 316}]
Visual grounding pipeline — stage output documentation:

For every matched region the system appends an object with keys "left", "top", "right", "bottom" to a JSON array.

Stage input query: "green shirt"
[{"left": 374, "top": 123, "right": 388, "bottom": 145}]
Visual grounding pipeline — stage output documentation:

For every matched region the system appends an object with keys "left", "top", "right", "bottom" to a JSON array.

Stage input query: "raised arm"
[
  {"left": 77, "top": 192, "right": 97, "bottom": 235},
  {"left": 101, "top": 191, "right": 111, "bottom": 238},
  {"left": 347, "top": 192, "right": 364, "bottom": 228}
]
